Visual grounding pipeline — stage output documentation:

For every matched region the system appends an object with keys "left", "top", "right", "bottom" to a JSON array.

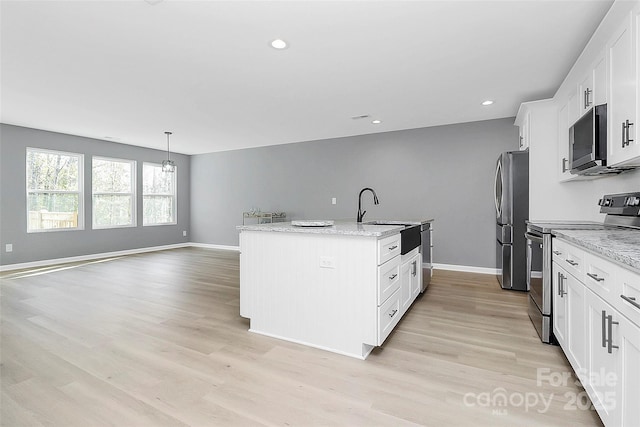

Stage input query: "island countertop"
[
  {"left": 553, "top": 228, "right": 640, "bottom": 273},
  {"left": 236, "top": 219, "right": 433, "bottom": 238}
]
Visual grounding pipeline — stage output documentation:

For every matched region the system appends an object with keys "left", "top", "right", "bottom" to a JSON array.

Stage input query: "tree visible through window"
[
  {"left": 92, "top": 157, "right": 136, "bottom": 228},
  {"left": 143, "top": 163, "right": 176, "bottom": 225},
  {"left": 26, "top": 148, "right": 83, "bottom": 232}
]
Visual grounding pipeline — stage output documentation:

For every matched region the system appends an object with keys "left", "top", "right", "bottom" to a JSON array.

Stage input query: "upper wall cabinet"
[
  {"left": 515, "top": 109, "right": 530, "bottom": 151},
  {"left": 607, "top": 9, "right": 640, "bottom": 167},
  {"left": 578, "top": 52, "right": 607, "bottom": 119},
  {"left": 558, "top": 102, "right": 573, "bottom": 181}
]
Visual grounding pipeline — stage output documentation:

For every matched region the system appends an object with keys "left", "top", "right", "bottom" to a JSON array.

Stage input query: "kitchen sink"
[{"left": 364, "top": 221, "right": 420, "bottom": 254}]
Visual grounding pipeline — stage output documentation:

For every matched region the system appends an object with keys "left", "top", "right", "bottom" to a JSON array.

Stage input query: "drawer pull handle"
[
  {"left": 565, "top": 259, "right": 578, "bottom": 266},
  {"left": 587, "top": 272, "right": 604, "bottom": 282},
  {"left": 388, "top": 273, "right": 398, "bottom": 280},
  {"left": 389, "top": 245, "right": 398, "bottom": 251},
  {"left": 621, "top": 294, "right": 640, "bottom": 310},
  {"left": 388, "top": 309, "right": 398, "bottom": 318},
  {"left": 552, "top": 250, "right": 562, "bottom": 255}
]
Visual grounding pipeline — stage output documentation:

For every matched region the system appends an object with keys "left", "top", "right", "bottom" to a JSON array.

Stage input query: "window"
[
  {"left": 143, "top": 163, "right": 176, "bottom": 225},
  {"left": 92, "top": 157, "right": 136, "bottom": 228},
  {"left": 26, "top": 148, "right": 83, "bottom": 232}
]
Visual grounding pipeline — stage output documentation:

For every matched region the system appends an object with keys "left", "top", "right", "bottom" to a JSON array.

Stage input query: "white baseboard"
[
  {"left": 0, "top": 243, "right": 191, "bottom": 272},
  {"left": 433, "top": 263, "right": 499, "bottom": 275},
  {"left": 189, "top": 242, "right": 240, "bottom": 251}
]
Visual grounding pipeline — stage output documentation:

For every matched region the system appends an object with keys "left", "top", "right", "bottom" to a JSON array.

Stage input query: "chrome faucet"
[{"left": 357, "top": 187, "right": 379, "bottom": 223}]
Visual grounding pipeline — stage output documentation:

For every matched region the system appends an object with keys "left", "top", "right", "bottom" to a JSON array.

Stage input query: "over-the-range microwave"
[{"left": 569, "top": 104, "right": 636, "bottom": 176}]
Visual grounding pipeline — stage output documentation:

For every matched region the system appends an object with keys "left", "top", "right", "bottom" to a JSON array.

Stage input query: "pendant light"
[{"left": 162, "top": 131, "right": 176, "bottom": 173}]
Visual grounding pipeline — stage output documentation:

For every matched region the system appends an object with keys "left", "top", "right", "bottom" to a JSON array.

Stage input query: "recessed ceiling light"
[
  {"left": 271, "top": 39, "right": 288, "bottom": 49},
  {"left": 482, "top": 100, "right": 494, "bottom": 106},
  {"left": 372, "top": 120, "right": 382, "bottom": 124}
]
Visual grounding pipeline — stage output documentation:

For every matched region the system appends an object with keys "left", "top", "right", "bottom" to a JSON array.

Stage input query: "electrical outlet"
[
  {"left": 332, "top": 197, "right": 337, "bottom": 205},
  {"left": 319, "top": 256, "right": 335, "bottom": 269},
  {"left": 183, "top": 230, "right": 187, "bottom": 237},
  {"left": 5, "top": 244, "right": 13, "bottom": 253}
]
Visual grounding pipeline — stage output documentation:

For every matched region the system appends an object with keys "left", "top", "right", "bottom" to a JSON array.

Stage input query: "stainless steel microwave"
[{"left": 570, "top": 104, "right": 613, "bottom": 175}]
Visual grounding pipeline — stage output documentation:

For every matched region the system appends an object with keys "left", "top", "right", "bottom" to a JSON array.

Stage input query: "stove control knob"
[{"left": 598, "top": 198, "right": 604, "bottom": 206}]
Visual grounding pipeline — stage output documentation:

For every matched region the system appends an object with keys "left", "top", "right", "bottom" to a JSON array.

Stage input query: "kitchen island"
[{"left": 237, "top": 219, "right": 432, "bottom": 359}]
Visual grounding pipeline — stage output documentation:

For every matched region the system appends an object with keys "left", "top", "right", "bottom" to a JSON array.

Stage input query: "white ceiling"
[{"left": 1, "top": 0, "right": 613, "bottom": 155}]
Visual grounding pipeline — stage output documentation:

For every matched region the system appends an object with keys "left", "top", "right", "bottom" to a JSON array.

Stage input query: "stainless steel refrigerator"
[{"left": 494, "top": 150, "right": 529, "bottom": 291}]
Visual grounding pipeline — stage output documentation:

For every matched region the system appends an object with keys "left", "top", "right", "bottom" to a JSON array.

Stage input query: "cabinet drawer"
[
  {"left": 618, "top": 268, "right": 640, "bottom": 328},
  {"left": 552, "top": 239, "right": 585, "bottom": 280},
  {"left": 584, "top": 252, "right": 618, "bottom": 302},
  {"left": 377, "top": 288, "right": 401, "bottom": 345},
  {"left": 377, "top": 234, "right": 401, "bottom": 266},
  {"left": 377, "top": 255, "right": 401, "bottom": 306}
]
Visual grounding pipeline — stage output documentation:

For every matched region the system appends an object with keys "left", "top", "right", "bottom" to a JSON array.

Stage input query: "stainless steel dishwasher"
[{"left": 420, "top": 222, "right": 433, "bottom": 292}]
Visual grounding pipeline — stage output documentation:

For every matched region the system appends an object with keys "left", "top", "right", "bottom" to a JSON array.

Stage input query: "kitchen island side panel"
[{"left": 239, "top": 230, "right": 379, "bottom": 358}]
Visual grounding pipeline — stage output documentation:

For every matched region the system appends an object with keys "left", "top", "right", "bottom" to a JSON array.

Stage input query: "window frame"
[
  {"left": 91, "top": 156, "right": 137, "bottom": 230},
  {"left": 26, "top": 147, "right": 84, "bottom": 233},
  {"left": 142, "top": 162, "right": 177, "bottom": 226}
]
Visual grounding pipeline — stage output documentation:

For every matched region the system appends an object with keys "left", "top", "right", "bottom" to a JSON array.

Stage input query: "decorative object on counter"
[
  {"left": 291, "top": 220, "right": 334, "bottom": 227},
  {"left": 161, "top": 131, "right": 176, "bottom": 173},
  {"left": 356, "top": 187, "right": 379, "bottom": 223},
  {"left": 242, "top": 211, "right": 286, "bottom": 225}
]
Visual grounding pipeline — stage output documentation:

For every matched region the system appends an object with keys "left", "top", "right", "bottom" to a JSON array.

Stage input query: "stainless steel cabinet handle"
[
  {"left": 389, "top": 245, "right": 398, "bottom": 251},
  {"left": 562, "top": 158, "right": 568, "bottom": 173},
  {"left": 566, "top": 259, "right": 578, "bottom": 266},
  {"left": 607, "top": 314, "right": 619, "bottom": 354},
  {"left": 622, "top": 121, "right": 627, "bottom": 147},
  {"left": 584, "top": 88, "right": 592, "bottom": 108},
  {"left": 601, "top": 310, "right": 607, "bottom": 348},
  {"left": 621, "top": 294, "right": 640, "bottom": 310},
  {"left": 388, "top": 273, "right": 398, "bottom": 280},
  {"left": 412, "top": 261, "right": 417, "bottom": 276},
  {"left": 388, "top": 309, "right": 398, "bottom": 318},
  {"left": 626, "top": 119, "right": 634, "bottom": 146},
  {"left": 553, "top": 250, "right": 562, "bottom": 256},
  {"left": 557, "top": 272, "right": 562, "bottom": 296},
  {"left": 587, "top": 272, "right": 605, "bottom": 282}
]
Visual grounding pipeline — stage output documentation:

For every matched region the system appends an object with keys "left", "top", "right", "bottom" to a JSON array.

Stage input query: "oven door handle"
[{"left": 524, "top": 232, "right": 543, "bottom": 244}]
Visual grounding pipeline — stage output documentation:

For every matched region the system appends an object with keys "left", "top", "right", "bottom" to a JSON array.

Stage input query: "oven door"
[{"left": 525, "top": 231, "right": 544, "bottom": 311}]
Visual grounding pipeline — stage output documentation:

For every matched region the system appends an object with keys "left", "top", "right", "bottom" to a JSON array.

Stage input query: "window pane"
[
  {"left": 93, "top": 159, "right": 132, "bottom": 193},
  {"left": 143, "top": 164, "right": 174, "bottom": 194},
  {"left": 143, "top": 195, "right": 174, "bottom": 224},
  {"left": 27, "top": 193, "right": 79, "bottom": 230},
  {"left": 93, "top": 195, "right": 133, "bottom": 227},
  {"left": 27, "top": 150, "right": 79, "bottom": 191}
]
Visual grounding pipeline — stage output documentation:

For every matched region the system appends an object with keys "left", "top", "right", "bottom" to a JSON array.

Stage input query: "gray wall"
[
  {"left": 191, "top": 118, "right": 519, "bottom": 269},
  {"left": 0, "top": 124, "right": 190, "bottom": 265}
]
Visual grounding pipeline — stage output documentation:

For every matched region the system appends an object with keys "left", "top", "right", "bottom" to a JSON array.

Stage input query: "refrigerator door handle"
[{"left": 494, "top": 160, "right": 502, "bottom": 218}]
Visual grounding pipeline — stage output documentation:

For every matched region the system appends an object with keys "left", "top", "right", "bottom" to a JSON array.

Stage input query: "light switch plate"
[{"left": 5, "top": 244, "right": 13, "bottom": 252}]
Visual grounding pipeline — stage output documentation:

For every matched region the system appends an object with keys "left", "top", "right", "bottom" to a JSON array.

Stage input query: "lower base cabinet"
[
  {"left": 400, "top": 249, "right": 421, "bottom": 316},
  {"left": 552, "top": 237, "right": 640, "bottom": 426}
]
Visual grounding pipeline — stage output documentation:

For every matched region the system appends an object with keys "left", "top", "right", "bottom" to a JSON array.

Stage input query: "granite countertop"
[
  {"left": 526, "top": 220, "right": 605, "bottom": 233},
  {"left": 236, "top": 218, "right": 433, "bottom": 238},
  {"left": 553, "top": 228, "right": 640, "bottom": 273}
]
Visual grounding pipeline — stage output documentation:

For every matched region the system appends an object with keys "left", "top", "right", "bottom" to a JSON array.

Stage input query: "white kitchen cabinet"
[
  {"left": 557, "top": 102, "right": 574, "bottom": 181},
  {"left": 578, "top": 52, "right": 607, "bottom": 118},
  {"left": 400, "top": 248, "right": 421, "bottom": 316},
  {"left": 517, "top": 111, "right": 530, "bottom": 151},
  {"left": 567, "top": 90, "right": 579, "bottom": 126},
  {"left": 553, "top": 259, "right": 587, "bottom": 373},
  {"left": 553, "top": 261, "right": 568, "bottom": 347},
  {"left": 608, "top": 10, "right": 639, "bottom": 168},
  {"left": 585, "top": 290, "right": 619, "bottom": 426},
  {"left": 552, "top": 236, "right": 640, "bottom": 427}
]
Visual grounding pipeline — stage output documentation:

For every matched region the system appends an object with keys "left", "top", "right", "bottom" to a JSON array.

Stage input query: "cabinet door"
[
  {"left": 519, "top": 112, "right": 530, "bottom": 150},
  {"left": 578, "top": 71, "right": 595, "bottom": 117},
  {"left": 586, "top": 290, "right": 620, "bottom": 427},
  {"left": 609, "top": 11, "right": 638, "bottom": 167},
  {"left": 618, "top": 314, "right": 640, "bottom": 427},
  {"left": 593, "top": 54, "right": 607, "bottom": 106},
  {"left": 557, "top": 102, "right": 573, "bottom": 182},
  {"left": 400, "top": 260, "right": 412, "bottom": 315},
  {"left": 566, "top": 271, "right": 587, "bottom": 373},
  {"left": 553, "top": 262, "right": 568, "bottom": 347},
  {"left": 410, "top": 253, "right": 422, "bottom": 299},
  {"left": 567, "top": 89, "right": 579, "bottom": 126}
]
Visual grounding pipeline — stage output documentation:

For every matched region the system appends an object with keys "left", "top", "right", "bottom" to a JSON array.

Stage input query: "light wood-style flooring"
[{"left": 1, "top": 247, "right": 603, "bottom": 426}]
